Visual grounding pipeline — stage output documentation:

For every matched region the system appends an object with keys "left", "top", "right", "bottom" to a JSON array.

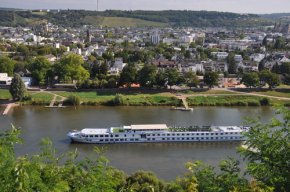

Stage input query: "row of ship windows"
[
  {"left": 147, "top": 132, "right": 239, "bottom": 136},
  {"left": 84, "top": 132, "right": 240, "bottom": 138},
  {"left": 89, "top": 137, "right": 242, "bottom": 142}
]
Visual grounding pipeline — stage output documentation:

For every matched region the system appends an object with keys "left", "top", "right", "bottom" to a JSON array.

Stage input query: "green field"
[
  {"left": 252, "top": 90, "right": 290, "bottom": 98},
  {"left": 0, "top": 89, "right": 11, "bottom": 100},
  {"left": 176, "top": 89, "right": 238, "bottom": 95},
  {"left": 187, "top": 95, "right": 274, "bottom": 106},
  {"left": 54, "top": 91, "right": 179, "bottom": 106},
  {"left": 83, "top": 16, "right": 168, "bottom": 27}
]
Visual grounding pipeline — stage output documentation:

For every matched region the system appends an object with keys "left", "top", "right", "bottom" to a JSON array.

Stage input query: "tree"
[
  {"left": 122, "top": 171, "right": 165, "bottom": 192},
  {"left": 137, "top": 64, "right": 157, "bottom": 87},
  {"left": 241, "top": 72, "right": 259, "bottom": 88},
  {"left": 0, "top": 56, "right": 15, "bottom": 76},
  {"left": 204, "top": 72, "right": 219, "bottom": 88},
  {"left": 239, "top": 107, "right": 290, "bottom": 191},
  {"left": 271, "top": 63, "right": 280, "bottom": 74},
  {"left": 28, "top": 56, "right": 51, "bottom": 86},
  {"left": 9, "top": 73, "right": 26, "bottom": 101},
  {"left": 184, "top": 71, "right": 199, "bottom": 88},
  {"left": 155, "top": 70, "right": 166, "bottom": 88},
  {"left": 54, "top": 53, "right": 89, "bottom": 83},
  {"left": 227, "top": 52, "right": 237, "bottom": 74},
  {"left": 165, "top": 68, "right": 180, "bottom": 89},
  {"left": 118, "top": 64, "right": 137, "bottom": 87},
  {"left": 184, "top": 50, "right": 191, "bottom": 59},
  {"left": 258, "top": 58, "right": 266, "bottom": 72},
  {"left": 274, "top": 37, "right": 285, "bottom": 49},
  {"left": 259, "top": 70, "right": 280, "bottom": 89}
]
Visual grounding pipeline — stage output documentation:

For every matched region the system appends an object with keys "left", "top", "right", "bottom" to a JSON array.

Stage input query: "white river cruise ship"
[{"left": 68, "top": 124, "right": 249, "bottom": 144}]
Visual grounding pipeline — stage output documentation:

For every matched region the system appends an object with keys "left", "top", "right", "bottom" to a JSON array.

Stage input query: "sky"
[{"left": 1, "top": 0, "right": 290, "bottom": 14}]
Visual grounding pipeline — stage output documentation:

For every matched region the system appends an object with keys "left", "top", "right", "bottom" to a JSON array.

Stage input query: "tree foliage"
[
  {"left": 28, "top": 56, "right": 51, "bottom": 86},
  {"left": 227, "top": 52, "right": 237, "bottom": 74},
  {"left": 259, "top": 70, "right": 280, "bottom": 89},
  {"left": 118, "top": 64, "right": 137, "bottom": 87},
  {"left": 0, "top": 56, "right": 15, "bottom": 76},
  {"left": 184, "top": 71, "right": 199, "bottom": 88},
  {"left": 137, "top": 64, "right": 157, "bottom": 87},
  {"left": 241, "top": 72, "right": 259, "bottom": 88},
  {"left": 204, "top": 72, "right": 219, "bottom": 88},
  {"left": 165, "top": 68, "right": 180, "bottom": 89},
  {"left": 54, "top": 53, "right": 89, "bottom": 83},
  {"left": 239, "top": 107, "right": 290, "bottom": 192},
  {"left": 9, "top": 73, "right": 26, "bottom": 101}
]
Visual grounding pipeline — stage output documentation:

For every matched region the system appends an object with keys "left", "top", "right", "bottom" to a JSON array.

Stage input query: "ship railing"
[{"left": 168, "top": 126, "right": 212, "bottom": 132}]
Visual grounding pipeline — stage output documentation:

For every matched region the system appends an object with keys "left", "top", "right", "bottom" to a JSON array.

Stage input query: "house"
[
  {"left": 211, "top": 52, "right": 229, "bottom": 60},
  {"left": 250, "top": 53, "right": 265, "bottom": 63},
  {"left": 234, "top": 55, "right": 243, "bottom": 62}
]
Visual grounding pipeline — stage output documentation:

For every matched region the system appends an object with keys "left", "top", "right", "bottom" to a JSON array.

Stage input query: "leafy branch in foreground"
[{"left": 239, "top": 106, "right": 290, "bottom": 192}]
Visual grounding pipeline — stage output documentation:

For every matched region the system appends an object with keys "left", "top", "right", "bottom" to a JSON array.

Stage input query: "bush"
[
  {"left": 113, "top": 94, "right": 125, "bottom": 106},
  {"left": 248, "top": 101, "right": 260, "bottom": 106},
  {"left": 260, "top": 98, "right": 270, "bottom": 106},
  {"left": 64, "top": 95, "right": 81, "bottom": 106}
]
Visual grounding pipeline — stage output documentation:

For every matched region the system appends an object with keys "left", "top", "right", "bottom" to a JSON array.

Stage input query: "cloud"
[{"left": 1, "top": 0, "right": 290, "bottom": 13}]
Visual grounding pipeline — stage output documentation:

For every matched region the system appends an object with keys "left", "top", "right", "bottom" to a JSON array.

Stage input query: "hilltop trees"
[{"left": 9, "top": 73, "right": 26, "bottom": 101}]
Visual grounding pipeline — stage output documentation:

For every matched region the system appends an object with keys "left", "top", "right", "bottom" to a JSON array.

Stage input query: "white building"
[
  {"left": 151, "top": 30, "right": 160, "bottom": 44},
  {"left": 234, "top": 55, "right": 243, "bottom": 62},
  {"left": 0, "top": 73, "right": 12, "bottom": 85},
  {"left": 113, "top": 58, "right": 126, "bottom": 71},
  {"left": 211, "top": 52, "right": 229, "bottom": 60},
  {"left": 54, "top": 43, "right": 60, "bottom": 49},
  {"left": 250, "top": 53, "right": 265, "bottom": 63}
]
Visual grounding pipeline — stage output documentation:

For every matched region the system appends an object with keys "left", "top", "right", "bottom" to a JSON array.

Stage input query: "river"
[{"left": 0, "top": 106, "right": 274, "bottom": 180}]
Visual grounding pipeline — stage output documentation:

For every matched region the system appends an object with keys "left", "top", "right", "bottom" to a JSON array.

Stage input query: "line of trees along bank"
[
  {"left": 1, "top": 53, "right": 220, "bottom": 89},
  {"left": 0, "top": 107, "right": 289, "bottom": 191}
]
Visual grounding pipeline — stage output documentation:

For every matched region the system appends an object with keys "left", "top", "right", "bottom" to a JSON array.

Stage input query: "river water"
[{"left": 0, "top": 106, "right": 274, "bottom": 180}]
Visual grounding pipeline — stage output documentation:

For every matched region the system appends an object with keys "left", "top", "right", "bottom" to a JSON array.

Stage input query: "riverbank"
[{"left": 1, "top": 88, "right": 289, "bottom": 107}]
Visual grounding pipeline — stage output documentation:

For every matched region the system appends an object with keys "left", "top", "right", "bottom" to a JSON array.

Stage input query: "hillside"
[{"left": 0, "top": 9, "right": 273, "bottom": 28}]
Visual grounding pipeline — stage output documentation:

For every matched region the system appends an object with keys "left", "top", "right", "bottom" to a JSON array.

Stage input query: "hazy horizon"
[{"left": 1, "top": 0, "right": 290, "bottom": 14}]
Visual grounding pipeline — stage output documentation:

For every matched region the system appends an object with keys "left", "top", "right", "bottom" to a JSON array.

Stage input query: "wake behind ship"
[{"left": 67, "top": 124, "right": 249, "bottom": 144}]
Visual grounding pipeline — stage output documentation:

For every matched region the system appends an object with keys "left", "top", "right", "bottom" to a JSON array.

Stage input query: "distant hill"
[
  {"left": 260, "top": 13, "right": 290, "bottom": 20},
  {"left": 0, "top": 9, "right": 273, "bottom": 28}
]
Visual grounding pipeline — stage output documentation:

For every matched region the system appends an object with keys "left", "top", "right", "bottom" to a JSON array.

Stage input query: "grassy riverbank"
[
  {"left": 0, "top": 89, "right": 289, "bottom": 106},
  {"left": 187, "top": 95, "right": 272, "bottom": 106}
]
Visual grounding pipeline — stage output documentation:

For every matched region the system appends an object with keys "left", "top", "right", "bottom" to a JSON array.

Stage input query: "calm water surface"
[{"left": 0, "top": 106, "right": 274, "bottom": 180}]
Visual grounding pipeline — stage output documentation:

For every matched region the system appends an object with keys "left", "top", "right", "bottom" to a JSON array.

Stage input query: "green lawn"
[
  {"left": 187, "top": 95, "right": 272, "bottom": 106},
  {"left": 252, "top": 90, "right": 290, "bottom": 98},
  {"left": 53, "top": 91, "right": 179, "bottom": 106},
  {"left": 176, "top": 89, "right": 238, "bottom": 95},
  {"left": 31, "top": 93, "right": 54, "bottom": 102},
  {"left": 0, "top": 89, "right": 11, "bottom": 99}
]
